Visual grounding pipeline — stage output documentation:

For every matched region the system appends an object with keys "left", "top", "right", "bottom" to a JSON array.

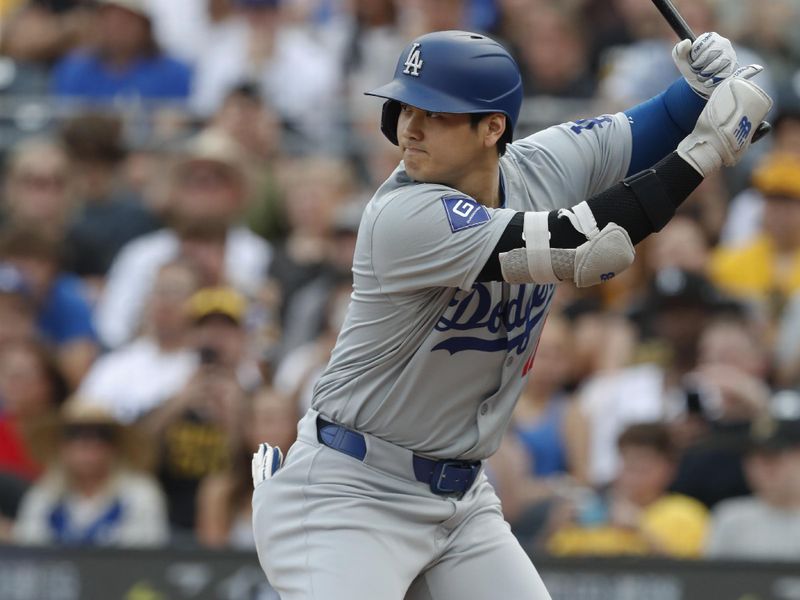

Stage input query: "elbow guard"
[{"left": 499, "top": 202, "right": 635, "bottom": 287}]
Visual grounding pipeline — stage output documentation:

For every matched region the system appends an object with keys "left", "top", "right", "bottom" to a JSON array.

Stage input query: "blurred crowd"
[{"left": 1, "top": 0, "right": 800, "bottom": 563}]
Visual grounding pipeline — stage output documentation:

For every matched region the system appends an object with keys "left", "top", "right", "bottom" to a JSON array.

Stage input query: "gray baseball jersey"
[
  {"left": 312, "top": 112, "right": 632, "bottom": 461},
  {"left": 254, "top": 114, "right": 635, "bottom": 600}
]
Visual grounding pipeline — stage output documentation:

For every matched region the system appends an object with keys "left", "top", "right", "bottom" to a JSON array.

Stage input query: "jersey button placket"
[{"left": 479, "top": 404, "right": 489, "bottom": 416}]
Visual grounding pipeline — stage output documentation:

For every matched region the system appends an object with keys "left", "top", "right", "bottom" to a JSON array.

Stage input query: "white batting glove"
[
  {"left": 252, "top": 442, "right": 284, "bottom": 488},
  {"left": 673, "top": 32, "right": 738, "bottom": 97},
  {"left": 678, "top": 65, "right": 772, "bottom": 177}
]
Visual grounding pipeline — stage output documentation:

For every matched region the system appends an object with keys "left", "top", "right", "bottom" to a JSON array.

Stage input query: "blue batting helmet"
[{"left": 365, "top": 30, "right": 523, "bottom": 145}]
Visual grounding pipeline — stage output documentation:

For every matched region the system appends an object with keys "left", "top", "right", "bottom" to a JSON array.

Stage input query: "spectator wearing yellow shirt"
[
  {"left": 710, "top": 153, "right": 800, "bottom": 317},
  {"left": 547, "top": 423, "right": 708, "bottom": 558}
]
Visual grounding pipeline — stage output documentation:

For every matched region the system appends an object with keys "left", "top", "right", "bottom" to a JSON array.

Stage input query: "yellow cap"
[
  {"left": 752, "top": 153, "right": 800, "bottom": 199},
  {"left": 187, "top": 286, "right": 247, "bottom": 324}
]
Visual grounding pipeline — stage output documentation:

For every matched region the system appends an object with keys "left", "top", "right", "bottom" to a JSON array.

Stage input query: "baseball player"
[{"left": 252, "top": 30, "right": 771, "bottom": 599}]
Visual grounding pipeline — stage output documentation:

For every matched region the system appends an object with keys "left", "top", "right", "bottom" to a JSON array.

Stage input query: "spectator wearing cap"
[
  {"left": 51, "top": 0, "right": 191, "bottom": 104},
  {"left": 60, "top": 112, "right": 161, "bottom": 288},
  {"left": 141, "top": 286, "right": 261, "bottom": 536},
  {"left": 78, "top": 260, "right": 202, "bottom": 424},
  {"left": 547, "top": 423, "right": 708, "bottom": 558},
  {"left": 578, "top": 268, "right": 742, "bottom": 488},
  {"left": 94, "top": 130, "right": 271, "bottom": 349},
  {"left": 710, "top": 153, "right": 800, "bottom": 318},
  {"left": 0, "top": 228, "right": 98, "bottom": 389},
  {"left": 670, "top": 314, "right": 771, "bottom": 509},
  {"left": 1, "top": 137, "right": 75, "bottom": 239},
  {"left": 705, "top": 391, "right": 800, "bottom": 560},
  {"left": 13, "top": 398, "right": 168, "bottom": 547}
]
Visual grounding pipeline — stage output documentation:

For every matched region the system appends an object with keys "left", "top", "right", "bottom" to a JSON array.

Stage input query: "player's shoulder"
[{"left": 364, "top": 164, "right": 491, "bottom": 238}]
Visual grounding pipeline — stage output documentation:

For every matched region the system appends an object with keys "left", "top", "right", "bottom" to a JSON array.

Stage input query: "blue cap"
[{"left": 366, "top": 31, "right": 523, "bottom": 138}]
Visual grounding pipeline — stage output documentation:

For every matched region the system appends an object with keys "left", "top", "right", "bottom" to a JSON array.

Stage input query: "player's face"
[{"left": 396, "top": 104, "right": 494, "bottom": 186}]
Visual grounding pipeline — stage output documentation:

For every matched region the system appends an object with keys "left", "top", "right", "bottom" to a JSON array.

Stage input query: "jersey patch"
[{"left": 441, "top": 195, "right": 490, "bottom": 232}]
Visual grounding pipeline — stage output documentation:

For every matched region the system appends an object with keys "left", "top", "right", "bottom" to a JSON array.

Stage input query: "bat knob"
[{"left": 752, "top": 121, "right": 772, "bottom": 143}]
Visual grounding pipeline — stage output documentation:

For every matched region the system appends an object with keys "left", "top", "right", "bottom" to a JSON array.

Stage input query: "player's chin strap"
[{"left": 500, "top": 201, "right": 635, "bottom": 288}]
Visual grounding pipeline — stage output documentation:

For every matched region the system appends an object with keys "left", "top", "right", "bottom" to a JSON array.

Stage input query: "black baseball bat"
[{"left": 651, "top": 0, "right": 771, "bottom": 142}]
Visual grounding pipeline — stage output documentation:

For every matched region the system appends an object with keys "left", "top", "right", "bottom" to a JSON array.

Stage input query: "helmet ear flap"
[{"left": 381, "top": 100, "right": 401, "bottom": 146}]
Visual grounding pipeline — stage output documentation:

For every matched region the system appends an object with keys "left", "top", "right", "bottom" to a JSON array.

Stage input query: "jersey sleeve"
[
  {"left": 512, "top": 112, "right": 633, "bottom": 208},
  {"left": 368, "top": 187, "right": 516, "bottom": 294}
]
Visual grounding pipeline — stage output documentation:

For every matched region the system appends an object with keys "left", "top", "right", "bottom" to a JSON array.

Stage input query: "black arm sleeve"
[{"left": 477, "top": 151, "right": 703, "bottom": 281}]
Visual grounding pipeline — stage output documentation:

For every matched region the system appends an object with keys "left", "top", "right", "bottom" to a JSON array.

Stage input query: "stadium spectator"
[
  {"left": 207, "top": 83, "right": 287, "bottom": 242},
  {"left": 487, "top": 313, "right": 590, "bottom": 547},
  {"left": 513, "top": 5, "right": 596, "bottom": 98},
  {"left": 579, "top": 268, "right": 742, "bottom": 487},
  {"left": 670, "top": 315, "right": 771, "bottom": 508},
  {"left": 600, "top": 0, "right": 775, "bottom": 109},
  {"left": 0, "top": 227, "right": 98, "bottom": 388},
  {"left": 277, "top": 199, "right": 361, "bottom": 355},
  {"left": 645, "top": 214, "right": 712, "bottom": 276},
  {"left": 60, "top": 112, "right": 161, "bottom": 287},
  {"left": 51, "top": 0, "right": 192, "bottom": 105},
  {"left": 720, "top": 107, "right": 800, "bottom": 248},
  {"left": 13, "top": 398, "right": 168, "bottom": 547},
  {"left": 322, "top": 0, "right": 405, "bottom": 125},
  {"left": 94, "top": 129, "right": 271, "bottom": 349},
  {"left": 710, "top": 153, "right": 800, "bottom": 321},
  {"left": 273, "top": 278, "right": 352, "bottom": 412},
  {"left": 78, "top": 260, "right": 201, "bottom": 424},
  {"left": 141, "top": 286, "right": 260, "bottom": 536},
  {"left": 190, "top": 0, "right": 339, "bottom": 148},
  {"left": 0, "top": 339, "right": 69, "bottom": 483},
  {"left": 1, "top": 137, "right": 74, "bottom": 238},
  {"left": 705, "top": 391, "right": 800, "bottom": 560},
  {"left": 514, "top": 315, "right": 588, "bottom": 478},
  {"left": 547, "top": 422, "right": 709, "bottom": 558},
  {"left": 196, "top": 385, "right": 297, "bottom": 549},
  {"left": 0, "top": 1, "right": 81, "bottom": 95},
  {"left": 267, "top": 157, "right": 355, "bottom": 330}
]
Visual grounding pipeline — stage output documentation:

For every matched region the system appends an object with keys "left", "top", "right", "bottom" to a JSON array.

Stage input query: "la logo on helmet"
[{"left": 403, "top": 43, "right": 424, "bottom": 77}]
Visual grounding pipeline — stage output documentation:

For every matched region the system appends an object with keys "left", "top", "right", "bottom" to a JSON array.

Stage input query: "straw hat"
[{"left": 28, "top": 397, "right": 155, "bottom": 471}]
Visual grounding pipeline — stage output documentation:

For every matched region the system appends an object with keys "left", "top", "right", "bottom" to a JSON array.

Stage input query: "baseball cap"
[
  {"left": 630, "top": 268, "right": 742, "bottom": 319},
  {"left": 751, "top": 153, "right": 800, "bottom": 200},
  {"left": 173, "top": 129, "right": 249, "bottom": 184},
  {"left": 187, "top": 287, "right": 247, "bottom": 325},
  {"left": 749, "top": 390, "right": 800, "bottom": 453}
]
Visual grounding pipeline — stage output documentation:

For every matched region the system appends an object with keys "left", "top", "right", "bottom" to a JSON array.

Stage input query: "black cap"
[
  {"left": 749, "top": 390, "right": 800, "bottom": 453},
  {"left": 629, "top": 268, "right": 743, "bottom": 320}
]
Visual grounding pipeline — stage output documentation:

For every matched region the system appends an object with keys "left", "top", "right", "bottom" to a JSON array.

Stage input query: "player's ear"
[{"left": 483, "top": 113, "right": 506, "bottom": 149}]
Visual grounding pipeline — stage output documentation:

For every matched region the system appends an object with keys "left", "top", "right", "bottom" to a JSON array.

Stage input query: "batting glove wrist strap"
[{"left": 678, "top": 66, "right": 772, "bottom": 176}]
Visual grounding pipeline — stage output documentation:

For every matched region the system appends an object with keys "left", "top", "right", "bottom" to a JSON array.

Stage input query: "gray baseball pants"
[{"left": 252, "top": 409, "right": 552, "bottom": 600}]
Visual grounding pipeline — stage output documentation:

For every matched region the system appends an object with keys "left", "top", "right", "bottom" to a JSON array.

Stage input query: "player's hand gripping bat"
[{"left": 651, "top": 0, "right": 772, "bottom": 142}]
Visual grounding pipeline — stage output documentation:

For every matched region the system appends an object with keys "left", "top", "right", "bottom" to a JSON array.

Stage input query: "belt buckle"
[{"left": 430, "top": 460, "right": 478, "bottom": 496}]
